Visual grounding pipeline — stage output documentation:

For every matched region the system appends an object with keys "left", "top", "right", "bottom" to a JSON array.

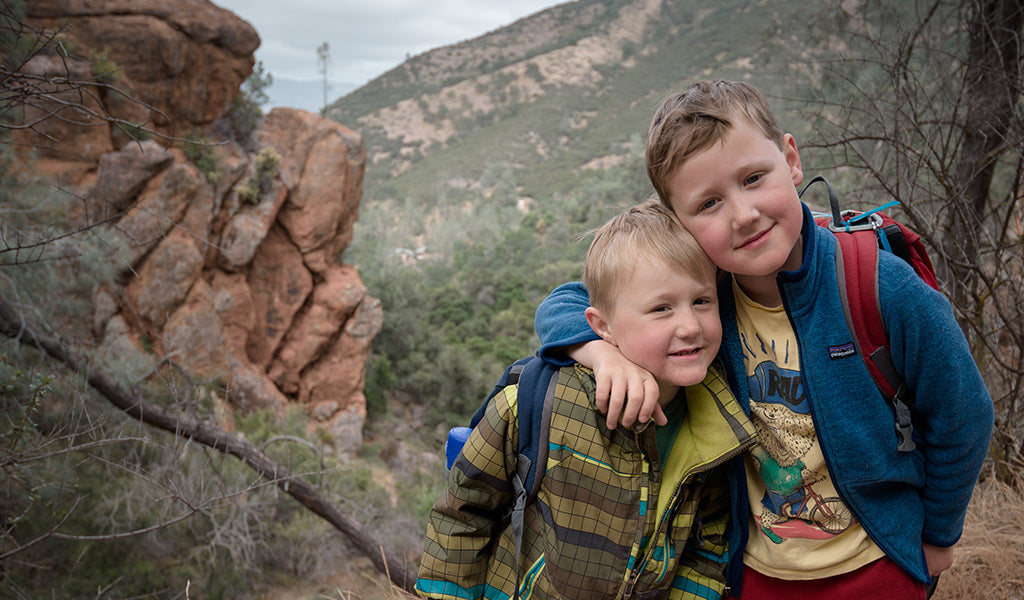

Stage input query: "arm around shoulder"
[{"left": 535, "top": 282, "right": 599, "bottom": 365}]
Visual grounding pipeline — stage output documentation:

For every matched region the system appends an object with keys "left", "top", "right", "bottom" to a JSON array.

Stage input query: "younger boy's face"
[
  {"left": 665, "top": 118, "right": 805, "bottom": 299},
  {"left": 587, "top": 256, "right": 721, "bottom": 391}
]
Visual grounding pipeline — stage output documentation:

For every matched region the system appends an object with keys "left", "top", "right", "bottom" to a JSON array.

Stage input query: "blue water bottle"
[{"left": 445, "top": 426, "right": 473, "bottom": 473}]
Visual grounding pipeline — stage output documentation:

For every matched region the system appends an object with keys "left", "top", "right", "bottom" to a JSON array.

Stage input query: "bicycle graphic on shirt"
[
  {"left": 760, "top": 472, "right": 854, "bottom": 539},
  {"left": 780, "top": 479, "right": 852, "bottom": 534}
]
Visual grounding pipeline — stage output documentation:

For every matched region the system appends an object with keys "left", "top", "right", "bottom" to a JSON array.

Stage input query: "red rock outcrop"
[
  {"left": 13, "top": 0, "right": 257, "bottom": 187},
  {"left": 90, "top": 110, "right": 378, "bottom": 457},
  {"left": 25, "top": 0, "right": 259, "bottom": 131},
  {"left": 15, "top": 1, "right": 379, "bottom": 457}
]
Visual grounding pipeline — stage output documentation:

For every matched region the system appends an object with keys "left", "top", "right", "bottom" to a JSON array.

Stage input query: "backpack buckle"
[
  {"left": 828, "top": 210, "right": 884, "bottom": 234},
  {"left": 891, "top": 383, "right": 917, "bottom": 452}
]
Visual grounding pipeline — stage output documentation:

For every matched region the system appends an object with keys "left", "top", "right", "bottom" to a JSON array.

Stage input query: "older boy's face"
[
  {"left": 665, "top": 118, "right": 804, "bottom": 298},
  {"left": 596, "top": 256, "right": 721, "bottom": 391}
]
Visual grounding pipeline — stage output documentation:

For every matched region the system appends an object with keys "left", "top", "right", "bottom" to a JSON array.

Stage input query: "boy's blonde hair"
[
  {"left": 646, "top": 80, "right": 785, "bottom": 204},
  {"left": 583, "top": 198, "right": 716, "bottom": 312}
]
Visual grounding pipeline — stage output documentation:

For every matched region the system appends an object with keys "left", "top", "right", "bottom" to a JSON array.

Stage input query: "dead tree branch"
[{"left": 0, "top": 296, "right": 417, "bottom": 592}]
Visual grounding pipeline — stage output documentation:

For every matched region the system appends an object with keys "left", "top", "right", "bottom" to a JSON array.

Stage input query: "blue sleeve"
[
  {"left": 880, "top": 254, "right": 994, "bottom": 547},
  {"left": 534, "top": 281, "right": 600, "bottom": 366}
]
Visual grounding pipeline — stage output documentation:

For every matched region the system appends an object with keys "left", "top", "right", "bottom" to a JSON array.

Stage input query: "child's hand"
[
  {"left": 923, "top": 542, "right": 953, "bottom": 575},
  {"left": 569, "top": 340, "right": 665, "bottom": 430}
]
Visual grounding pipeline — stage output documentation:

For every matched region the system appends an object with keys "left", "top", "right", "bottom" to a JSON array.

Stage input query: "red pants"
[{"left": 730, "top": 557, "right": 928, "bottom": 600}]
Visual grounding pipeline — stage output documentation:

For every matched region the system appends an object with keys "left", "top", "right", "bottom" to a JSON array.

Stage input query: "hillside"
[
  {"left": 321, "top": 0, "right": 894, "bottom": 304},
  {"left": 327, "top": 0, "right": 838, "bottom": 207}
]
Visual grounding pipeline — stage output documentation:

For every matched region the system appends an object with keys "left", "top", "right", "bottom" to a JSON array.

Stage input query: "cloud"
[{"left": 214, "top": 0, "right": 564, "bottom": 85}]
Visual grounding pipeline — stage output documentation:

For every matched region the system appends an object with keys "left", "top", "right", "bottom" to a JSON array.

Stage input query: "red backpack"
[{"left": 801, "top": 176, "right": 939, "bottom": 452}]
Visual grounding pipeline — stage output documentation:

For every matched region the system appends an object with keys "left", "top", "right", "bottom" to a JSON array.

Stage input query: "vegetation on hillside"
[
  {"left": 328, "top": 0, "right": 633, "bottom": 124},
  {"left": 349, "top": 141, "right": 651, "bottom": 429}
]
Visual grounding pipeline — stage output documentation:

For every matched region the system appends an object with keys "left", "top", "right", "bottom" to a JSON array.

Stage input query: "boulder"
[
  {"left": 87, "top": 140, "right": 175, "bottom": 220},
  {"left": 246, "top": 225, "right": 314, "bottom": 369},
  {"left": 217, "top": 175, "right": 289, "bottom": 271},
  {"left": 124, "top": 227, "right": 204, "bottom": 330},
  {"left": 26, "top": 0, "right": 260, "bottom": 130},
  {"left": 111, "top": 161, "right": 207, "bottom": 267},
  {"left": 257, "top": 109, "right": 366, "bottom": 274},
  {"left": 163, "top": 279, "right": 232, "bottom": 379},
  {"left": 227, "top": 361, "right": 289, "bottom": 417},
  {"left": 11, "top": 55, "right": 114, "bottom": 163},
  {"left": 300, "top": 296, "right": 383, "bottom": 408},
  {"left": 268, "top": 264, "right": 367, "bottom": 394},
  {"left": 210, "top": 271, "right": 257, "bottom": 365}
]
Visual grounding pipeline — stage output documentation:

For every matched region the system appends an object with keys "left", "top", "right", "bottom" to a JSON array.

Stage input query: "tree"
[
  {"left": 804, "top": 0, "right": 1024, "bottom": 481},
  {"left": 225, "top": 59, "right": 274, "bottom": 149},
  {"left": 318, "top": 41, "right": 331, "bottom": 113}
]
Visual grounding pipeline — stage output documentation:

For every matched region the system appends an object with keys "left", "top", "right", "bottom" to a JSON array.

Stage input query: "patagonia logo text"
[{"left": 828, "top": 342, "right": 857, "bottom": 359}]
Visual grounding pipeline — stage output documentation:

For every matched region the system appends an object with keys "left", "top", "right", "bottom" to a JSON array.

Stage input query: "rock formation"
[{"left": 17, "top": 0, "right": 380, "bottom": 457}]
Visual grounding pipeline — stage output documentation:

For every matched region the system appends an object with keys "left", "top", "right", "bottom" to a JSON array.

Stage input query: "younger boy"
[
  {"left": 534, "top": 80, "right": 993, "bottom": 599},
  {"left": 416, "top": 199, "right": 756, "bottom": 600}
]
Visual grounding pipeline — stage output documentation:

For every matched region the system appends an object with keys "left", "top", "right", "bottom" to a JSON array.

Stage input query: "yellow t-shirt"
[{"left": 734, "top": 281, "right": 884, "bottom": 579}]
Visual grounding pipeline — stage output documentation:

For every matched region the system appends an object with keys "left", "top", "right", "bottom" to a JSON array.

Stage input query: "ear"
[
  {"left": 585, "top": 306, "right": 618, "bottom": 346},
  {"left": 783, "top": 133, "right": 803, "bottom": 187}
]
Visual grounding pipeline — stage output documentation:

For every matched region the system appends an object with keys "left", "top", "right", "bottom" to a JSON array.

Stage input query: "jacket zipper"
[{"left": 622, "top": 432, "right": 755, "bottom": 599}]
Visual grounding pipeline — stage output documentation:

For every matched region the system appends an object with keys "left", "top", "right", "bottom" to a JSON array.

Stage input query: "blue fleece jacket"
[{"left": 534, "top": 203, "right": 994, "bottom": 590}]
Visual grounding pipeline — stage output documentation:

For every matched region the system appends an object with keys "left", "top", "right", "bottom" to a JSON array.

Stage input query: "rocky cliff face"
[{"left": 17, "top": 0, "right": 379, "bottom": 456}]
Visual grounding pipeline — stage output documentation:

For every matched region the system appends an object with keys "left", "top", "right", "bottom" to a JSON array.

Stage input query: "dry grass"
[{"left": 932, "top": 477, "right": 1024, "bottom": 600}]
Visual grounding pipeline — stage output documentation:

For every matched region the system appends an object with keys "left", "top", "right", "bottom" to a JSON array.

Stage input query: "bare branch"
[{"left": 0, "top": 296, "right": 418, "bottom": 592}]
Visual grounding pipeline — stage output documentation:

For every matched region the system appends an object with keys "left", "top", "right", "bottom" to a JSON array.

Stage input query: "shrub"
[
  {"left": 181, "top": 132, "right": 221, "bottom": 185},
  {"left": 88, "top": 48, "right": 120, "bottom": 84},
  {"left": 224, "top": 60, "right": 273, "bottom": 149},
  {"left": 234, "top": 146, "right": 281, "bottom": 205}
]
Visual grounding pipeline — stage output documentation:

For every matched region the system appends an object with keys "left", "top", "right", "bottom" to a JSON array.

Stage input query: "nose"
[
  {"left": 674, "top": 309, "right": 702, "bottom": 339},
  {"left": 732, "top": 198, "right": 759, "bottom": 229}
]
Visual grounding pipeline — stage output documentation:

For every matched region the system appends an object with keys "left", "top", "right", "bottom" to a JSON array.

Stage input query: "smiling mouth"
[
  {"left": 739, "top": 226, "right": 772, "bottom": 250},
  {"left": 670, "top": 348, "right": 701, "bottom": 357}
]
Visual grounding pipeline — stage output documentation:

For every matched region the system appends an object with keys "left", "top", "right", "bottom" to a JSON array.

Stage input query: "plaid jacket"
[{"left": 417, "top": 363, "right": 755, "bottom": 600}]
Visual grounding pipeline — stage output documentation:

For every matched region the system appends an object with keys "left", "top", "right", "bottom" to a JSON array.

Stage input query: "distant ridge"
[{"left": 322, "top": 0, "right": 884, "bottom": 234}]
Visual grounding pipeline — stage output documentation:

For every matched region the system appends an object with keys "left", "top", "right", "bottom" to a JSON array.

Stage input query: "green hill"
[{"left": 328, "top": 0, "right": 830, "bottom": 205}]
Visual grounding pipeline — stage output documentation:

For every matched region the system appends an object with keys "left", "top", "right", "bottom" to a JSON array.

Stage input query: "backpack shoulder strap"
[
  {"left": 450, "top": 355, "right": 559, "bottom": 599},
  {"left": 446, "top": 358, "right": 533, "bottom": 472},
  {"left": 832, "top": 235, "right": 916, "bottom": 452},
  {"left": 831, "top": 228, "right": 890, "bottom": 392},
  {"left": 507, "top": 356, "right": 559, "bottom": 600},
  {"left": 803, "top": 177, "right": 917, "bottom": 452},
  {"left": 470, "top": 356, "right": 532, "bottom": 427},
  {"left": 512, "top": 357, "right": 559, "bottom": 498}
]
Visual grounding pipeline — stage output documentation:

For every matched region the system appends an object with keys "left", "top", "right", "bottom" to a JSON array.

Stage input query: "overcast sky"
[{"left": 213, "top": 0, "right": 568, "bottom": 86}]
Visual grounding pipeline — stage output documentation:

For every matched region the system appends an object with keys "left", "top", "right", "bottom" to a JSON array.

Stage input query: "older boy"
[
  {"left": 534, "top": 80, "right": 993, "bottom": 599},
  {"left": 416, "top": 200, "right": 756, "bottom": 600}
]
